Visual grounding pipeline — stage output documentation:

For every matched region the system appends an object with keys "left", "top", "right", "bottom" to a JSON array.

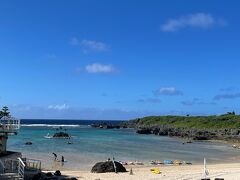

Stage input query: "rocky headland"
[{"left": 120, "top": 113, "right": 240, "bottom": 143}]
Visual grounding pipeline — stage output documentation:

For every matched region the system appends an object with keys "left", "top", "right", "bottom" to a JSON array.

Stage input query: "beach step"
[{"left": 0, "top": 172, "right": 23, "bottom": 180}]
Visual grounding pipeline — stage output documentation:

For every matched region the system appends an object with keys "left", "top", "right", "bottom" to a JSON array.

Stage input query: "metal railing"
[
  {"left": 18, "top": 158, "right": 25, "bottom": 179},
  {"left": 0, "top": 157, "right": 41, "bottom": 179},
  {"left": 0, "top": 160, "right": 5, "bottom": 174},
  {"left": 4, "top": 159, "right": 18, "bottom": 173},
  {"left": 24, "top": 158, "right": 41, "bottom": 170},
  {"left": 0, "top": 116, "right": 20, "bottom": 132}
]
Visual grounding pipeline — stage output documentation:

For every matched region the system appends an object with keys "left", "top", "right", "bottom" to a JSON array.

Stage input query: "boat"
[{"left": 44, "top": 133, "right": 53, "bottom": 139}]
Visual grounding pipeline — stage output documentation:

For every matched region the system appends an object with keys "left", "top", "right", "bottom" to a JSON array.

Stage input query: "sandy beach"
[{"left": 55, "top": 163, "right": 240, "bottom": 180}]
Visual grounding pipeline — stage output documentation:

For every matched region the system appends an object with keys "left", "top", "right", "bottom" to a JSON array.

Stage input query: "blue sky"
[{"left": 0, "top": 0, "right": 240, "bottom": 120}]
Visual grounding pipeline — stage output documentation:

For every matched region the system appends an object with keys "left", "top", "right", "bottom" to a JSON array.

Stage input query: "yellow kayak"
[{"left": 150, "top": 168, "right": 161, "bottom": 174}]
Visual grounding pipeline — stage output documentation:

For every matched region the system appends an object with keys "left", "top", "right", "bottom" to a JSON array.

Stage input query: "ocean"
[{"left": 7, "top": 119, "right": 240, "bottom": 170}]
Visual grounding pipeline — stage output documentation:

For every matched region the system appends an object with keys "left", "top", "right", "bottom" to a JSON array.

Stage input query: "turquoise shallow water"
[{"left": 7, "top": 122, "right": 240, "bottom": 170}]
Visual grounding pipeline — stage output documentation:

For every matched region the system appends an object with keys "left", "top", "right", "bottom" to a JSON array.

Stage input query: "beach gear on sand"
[
  {"left": 173, "top": 160, "right": 182, "bottom": 165},
  {"left": 150, "top": 168, "right": 161, "bottom": 174},
  {"left": 150, "top": 160, "right": 162, "bottom": 165},
  {"left": 134, "top": 161, "right": 144, "bottom": 165},
  {"left": 163, "top": 160, "right": 173, "bottom": 165}
]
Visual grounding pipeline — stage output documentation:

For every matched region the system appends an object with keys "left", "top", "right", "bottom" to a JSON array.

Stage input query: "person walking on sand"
[
  {"left": 53, "top": 152, "right": 57, "bottom": 161},
  {"left": 61, "top": 156, "right": 65, "bottom": 166}
]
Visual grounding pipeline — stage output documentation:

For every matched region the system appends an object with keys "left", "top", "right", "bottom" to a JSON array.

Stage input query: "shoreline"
[{"left": 48, "top": 163, "right": 240, "bottom": 180}]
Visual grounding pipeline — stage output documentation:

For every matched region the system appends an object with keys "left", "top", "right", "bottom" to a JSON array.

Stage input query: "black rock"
[
  {"left": 46, "top": 172, "right": 53, "bottom": 177},
  {"left": 54, "top": 170, "right": 61, "bottom": 176},
  {"left": 32, "top": 173, "right": 42, "bottom": 180},
  {"left": 25, "top": 142, "right": 33, "bottom": 145},
  {"left": 53, "top": 132, "right": 70, "bottom": 138},
  {"left": 193, "top": 136, "right": 209, "bottom": 140},
  {"left": 136, "top": 128, "right": 151, "bottom": 134},
  {"left": 91, "top": 161, "right": 127, "bottom": 173}
]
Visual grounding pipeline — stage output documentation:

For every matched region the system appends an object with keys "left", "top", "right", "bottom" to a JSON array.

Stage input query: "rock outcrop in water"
[
  {"left": 91, "top": 161, "right": 127, "bottom": 173},
  {"left": 91, "top": 122, "right": 121, "bottom": 129},
  {"left": 53, "top": 131, "right": 70, "bottom": 138}
]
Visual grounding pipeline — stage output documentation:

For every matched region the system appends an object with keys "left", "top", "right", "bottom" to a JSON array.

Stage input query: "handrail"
[
  {"left": 0, "top": 159, "right": 5, "bottom": 173},
  {"left": 17, "top": 158, "right": 25, "bottom": 168},
  {"left": 25, "top": 158, "right": 41, "bottom": 170},
  {"left": 17, "top": 158, "right": 25, "bottom": 179},
  {"left": 0, "top": 116, "right": 20, "bottom": 131}
]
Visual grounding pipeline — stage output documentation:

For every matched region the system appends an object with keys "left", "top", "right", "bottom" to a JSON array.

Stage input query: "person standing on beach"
[
  {"left": 61, "top": 156, "right": 65, "bottom": 166},
  {"left": 53, "top": 152, "right": 57, "bottom": 161}
]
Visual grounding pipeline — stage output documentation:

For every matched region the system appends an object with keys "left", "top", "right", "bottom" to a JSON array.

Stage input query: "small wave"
[{"left": 21, "top": 124, "right": 80, "bottom": 127}]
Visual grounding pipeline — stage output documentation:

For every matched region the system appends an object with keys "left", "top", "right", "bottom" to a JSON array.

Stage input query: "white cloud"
[
  {"left": 85, "top": 63, "right": 115, "bottom": 73},
  {"left": 161, "top": 13, "right": 225, "bottom": 32},
  {"left": 70, "top": 37, "right": 108, "bottom": 52},
  {"left": 154, "top": 87, "right": 183, "bottom": 96},
  {"left": 48, "top": 104, "right": 69, "bottom": 110}
]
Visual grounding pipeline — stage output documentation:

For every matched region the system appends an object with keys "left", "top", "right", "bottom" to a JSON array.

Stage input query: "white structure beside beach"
[
  {"left": 0, "top": 116, "right": 20, "bottom": 153},
  {"left": 0, "top": 116, "right": 41, "bottom": 179}
]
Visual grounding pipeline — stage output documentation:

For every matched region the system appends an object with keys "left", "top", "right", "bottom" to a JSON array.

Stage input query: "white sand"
[{"left": 57, "top": 163, "right": 240, "bottom": 180}]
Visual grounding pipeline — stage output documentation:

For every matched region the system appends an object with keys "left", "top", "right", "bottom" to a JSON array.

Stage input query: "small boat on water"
[{"left": 44, "top": 133, "right": 53, "bottom": 139}]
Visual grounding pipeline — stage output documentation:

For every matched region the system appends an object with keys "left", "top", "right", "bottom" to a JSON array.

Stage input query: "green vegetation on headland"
[
  {"left": 131, "top": 113, "right": 240, "bottom": 130},
  {"left": 120, "top": 112, "right": 240, "bottom": 142}
]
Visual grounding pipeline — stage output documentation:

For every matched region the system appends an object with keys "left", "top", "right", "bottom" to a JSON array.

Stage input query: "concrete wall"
[{"left": 0, "top": 136, "right": 7, "bottom": 154}]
